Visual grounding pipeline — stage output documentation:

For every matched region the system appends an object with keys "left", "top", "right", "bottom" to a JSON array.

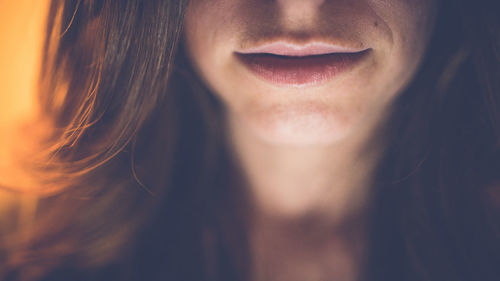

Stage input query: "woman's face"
[{"left": 184, "top": 0, "right": 437, "bottom": 146}]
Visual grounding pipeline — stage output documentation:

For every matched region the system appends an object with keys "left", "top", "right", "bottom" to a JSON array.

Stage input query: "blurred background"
[{"left": 0, "top": 0, "right": 49, "bottom": 224}]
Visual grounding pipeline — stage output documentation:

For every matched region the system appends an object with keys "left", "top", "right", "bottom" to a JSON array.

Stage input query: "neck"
[
  {"left": 226, "top": 112, "right": 385, "bottom": 229},
  {"left": 225, "top": 110, "right": 387, "bottom": 281}
]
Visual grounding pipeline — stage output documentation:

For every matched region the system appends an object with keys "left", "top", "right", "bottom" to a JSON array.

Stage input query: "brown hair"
[{"left": 1, "top": 0, "right": 499, "bottom": 280}]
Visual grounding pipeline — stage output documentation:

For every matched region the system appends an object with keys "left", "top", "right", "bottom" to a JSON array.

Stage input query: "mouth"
[{"left": 235, "top": 42, "right": 371, "bottom": 87}]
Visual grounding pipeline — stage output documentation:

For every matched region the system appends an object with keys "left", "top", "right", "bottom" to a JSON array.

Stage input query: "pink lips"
[{"left": 235, "top": 42, "right": 370, "bottom": 87}]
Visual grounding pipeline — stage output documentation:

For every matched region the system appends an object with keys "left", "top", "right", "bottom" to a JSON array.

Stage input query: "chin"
[{"left": 239, "top": 104, "right": 358, "bottom": 147}]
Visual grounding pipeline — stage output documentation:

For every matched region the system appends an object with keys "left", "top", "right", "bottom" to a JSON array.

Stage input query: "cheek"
[
  {"left": 183, "top": 0, "right": 241, "bottom": 93},
  {"left": 370, "top": 0, "right": 437, "bottom": 80},
  {"left": 184, "top": 0, "right": 243, "bottom": 58}
]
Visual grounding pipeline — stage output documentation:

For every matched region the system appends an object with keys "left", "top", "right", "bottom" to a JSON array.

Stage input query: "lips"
[{"left": 235, "top": 42, "right": 370, "bottom": 87}]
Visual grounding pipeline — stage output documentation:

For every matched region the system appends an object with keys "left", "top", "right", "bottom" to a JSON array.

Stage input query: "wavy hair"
[{"left": 1, "top": 0, "right": 499, "bottom": 280}]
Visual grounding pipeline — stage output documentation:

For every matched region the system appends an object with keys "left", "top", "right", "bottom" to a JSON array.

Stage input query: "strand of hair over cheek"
[{"left": 31, "top": 0, "right": 188, "bottom": 193}]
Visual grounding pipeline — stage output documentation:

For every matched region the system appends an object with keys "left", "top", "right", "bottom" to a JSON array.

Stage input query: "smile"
[{"left": 235, "top": 42, "right": 371, "bottom": 87}]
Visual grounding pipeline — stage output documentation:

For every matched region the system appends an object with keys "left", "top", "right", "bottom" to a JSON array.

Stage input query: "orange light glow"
[{"left": 0, "top": 0, "right": 50, "bottom": 207}]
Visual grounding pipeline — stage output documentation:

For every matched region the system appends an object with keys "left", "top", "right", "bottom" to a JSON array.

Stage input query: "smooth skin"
[{"left": 184, "top": 0, "right": 437, "bottom": 280}]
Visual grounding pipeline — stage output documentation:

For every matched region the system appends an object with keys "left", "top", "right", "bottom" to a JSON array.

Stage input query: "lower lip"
[{"left": 235, "top": 50, "right": 370, "bottom": 87}]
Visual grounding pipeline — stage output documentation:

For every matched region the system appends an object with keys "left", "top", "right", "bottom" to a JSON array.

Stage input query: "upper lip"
[{"left": 235, "top": 41, "right": 368, "bottom": 57}]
